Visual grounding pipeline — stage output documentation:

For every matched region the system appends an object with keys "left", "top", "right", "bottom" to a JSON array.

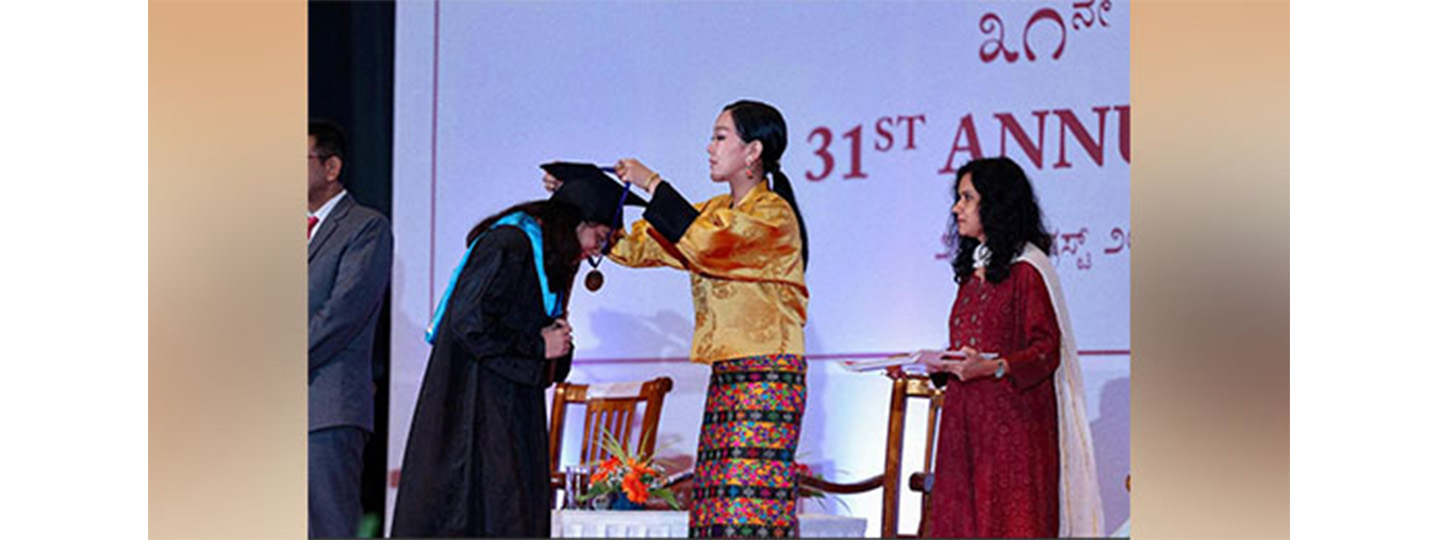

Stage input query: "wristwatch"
[{"left": 993, "top": 359, "right": 1007, "bottom": 379}]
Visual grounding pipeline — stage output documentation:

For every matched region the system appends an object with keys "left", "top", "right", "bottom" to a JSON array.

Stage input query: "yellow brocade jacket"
[{"left": 607, "top": 182, "right": 808, "bottom": 364}]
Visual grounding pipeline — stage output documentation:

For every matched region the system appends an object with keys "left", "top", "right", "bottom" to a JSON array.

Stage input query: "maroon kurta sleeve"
[{"left": 1003, "top": 263, "right": 1062, "bottom": 391}]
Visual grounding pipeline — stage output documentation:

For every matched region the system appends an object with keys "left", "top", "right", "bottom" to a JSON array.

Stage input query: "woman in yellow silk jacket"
[{"left": 548, "top": 100, "right": 809, "bottom": 538}]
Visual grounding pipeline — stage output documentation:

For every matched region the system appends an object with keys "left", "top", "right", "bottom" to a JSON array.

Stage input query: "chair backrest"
[
  {"left": 796, "top": 372, "right": 944, "bottom": 538},
  {"left": 881, "top": 373, "right": 944, "bottom": 538},
  {"left": 548, "top": 376, "right": 675, "bottom": 474}
]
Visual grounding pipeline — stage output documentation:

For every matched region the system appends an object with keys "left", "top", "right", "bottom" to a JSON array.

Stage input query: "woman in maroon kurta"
[{"left": 923, "top": 157, "right": 1064, "bottom": 538}]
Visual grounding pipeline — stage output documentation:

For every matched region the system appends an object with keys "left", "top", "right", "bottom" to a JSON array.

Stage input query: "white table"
[{"left": 552, "top": 510, "right": 867, "bottom": 538}]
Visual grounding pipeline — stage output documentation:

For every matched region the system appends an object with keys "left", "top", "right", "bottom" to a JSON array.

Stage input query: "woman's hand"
[
  {"left": 916, "top": 349, "right": 962, "bottom": 376},
  {"left": 951, "top": 346, "right": 1002, "bottom": 381},
  {"left": 615, "top": 158, "right": 659, "bottom": 194},
  {"left": 542, "top": 318, "right": 573, "bottom": 359},
  {"left": 542, "top": 172, "right": 562, "bottom": 193}
]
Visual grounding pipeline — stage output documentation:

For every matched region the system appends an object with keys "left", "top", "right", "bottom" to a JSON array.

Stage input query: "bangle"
[{"left": 646, "top": 172, "right": 661, "bottom": 192}]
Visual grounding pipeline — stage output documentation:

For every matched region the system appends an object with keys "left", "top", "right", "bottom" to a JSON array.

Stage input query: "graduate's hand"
[
  {"left": 543, "top": 172, "right": 562, "bottom": 193},
  {"left": 615, "top": 158, "right": 658, "bottom": 193},
  {"left": 542, "top": 319, "right": 573, "bottom": 359}
]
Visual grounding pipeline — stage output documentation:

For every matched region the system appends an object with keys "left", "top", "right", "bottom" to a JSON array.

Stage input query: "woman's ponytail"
[
  {"left": 767, "top": 164, "right": 808, "bottom": 269},
  {"left": 725, "top": 99, "right": 809, "bottom": 271}
]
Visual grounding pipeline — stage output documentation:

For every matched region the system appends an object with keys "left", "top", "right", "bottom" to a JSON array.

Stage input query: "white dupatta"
[{"left": 1016, "top": 243, "right": 1106, "bottom": 537}]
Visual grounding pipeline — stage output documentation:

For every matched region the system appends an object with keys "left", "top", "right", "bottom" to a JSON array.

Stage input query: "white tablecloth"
[{"left": 552, "top": 510, "right": 867, "bottom": 538}]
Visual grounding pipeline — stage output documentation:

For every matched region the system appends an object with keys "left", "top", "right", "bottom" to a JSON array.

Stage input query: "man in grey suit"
[{"left": 308, "top": 120, "right": 393, "bottom": 538}]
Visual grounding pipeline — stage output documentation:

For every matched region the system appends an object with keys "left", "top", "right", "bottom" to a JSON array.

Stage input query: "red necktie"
[{"left": 307, "top": 215, "right": 319, "bottom": 238}]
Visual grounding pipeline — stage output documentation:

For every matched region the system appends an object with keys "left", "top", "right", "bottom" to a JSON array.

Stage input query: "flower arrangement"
[{"left": 576, "top": 428, "right": 682, "bottom": 510}]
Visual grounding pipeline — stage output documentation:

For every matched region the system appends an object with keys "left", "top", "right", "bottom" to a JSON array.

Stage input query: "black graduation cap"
[{"left": 544, "top": 161, "right": 648, "bottom": 230}]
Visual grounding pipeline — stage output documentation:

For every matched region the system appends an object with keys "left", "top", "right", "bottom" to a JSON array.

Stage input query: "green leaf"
[
  {"left": 653, "top": 488, "right": 681, "bottom": 510},
  {"left": 576, "top": 490, "right": 600, "bottom": 503},
  {"left": 637, "top": 425, "right": 655, "bottom": 462},
  {"left": 598, "top": 425, "right": 630, "bottom": 462}
]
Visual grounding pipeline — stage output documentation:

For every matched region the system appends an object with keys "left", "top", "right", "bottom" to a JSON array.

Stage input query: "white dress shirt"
[{"left": 308, "top": 190, "right": 347, "bottom": 245}]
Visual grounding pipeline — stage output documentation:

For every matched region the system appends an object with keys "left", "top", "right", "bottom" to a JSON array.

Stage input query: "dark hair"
[
  {"left": 466, "top": 199, "right": 587, "bottom": 300},
  {"left": 309, "top": 119, "right": 348, "bottom": 183},
  {"left": 946, "top": 157, "right": 1054, "bottom": 284},
  {"left": 724, "top": 99, "right": 809, "bottom": 269},
  {"left": 308, "top": 119, "right": 347, "bottom": 162}
]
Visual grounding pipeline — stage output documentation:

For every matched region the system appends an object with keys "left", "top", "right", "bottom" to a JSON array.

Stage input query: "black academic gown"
[{"left": 391, "top": 226, "right": 572, "bottom": 538}]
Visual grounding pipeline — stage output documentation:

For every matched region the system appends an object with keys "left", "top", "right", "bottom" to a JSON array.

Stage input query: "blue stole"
[{"left": 425, "top": 212, "right": 563, "bottom": 344}]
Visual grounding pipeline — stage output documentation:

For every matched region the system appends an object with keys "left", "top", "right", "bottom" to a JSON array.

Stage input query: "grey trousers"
[{"left": 309, "top": 426, "right": 368, "bottom": 538}]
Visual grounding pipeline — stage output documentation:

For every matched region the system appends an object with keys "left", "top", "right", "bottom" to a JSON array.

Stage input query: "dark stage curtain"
[{"left": 309, "top": 1, "right": 394, "bottom": 536}]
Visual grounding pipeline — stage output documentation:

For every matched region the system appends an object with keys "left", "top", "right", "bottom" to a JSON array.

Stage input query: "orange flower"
[
  {"left": 623, "top": 457, "right": 656, "bottom": 476},
  {"left": 632, "top": 461, "right": 656, "bottom": 478},
  {"left": 621, "top": 471, "right": 650, "bottom": 503},
  {"left": 591, "top": 457, "right": 621, "bottom": 484}
]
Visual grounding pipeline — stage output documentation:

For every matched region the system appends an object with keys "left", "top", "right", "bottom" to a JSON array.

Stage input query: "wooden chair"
[
  {"left": 798, "top": 372, "right": 945, "bottom": 538},
  {"left": 547, "top": 376, "right": 674, "bottom": 506}
]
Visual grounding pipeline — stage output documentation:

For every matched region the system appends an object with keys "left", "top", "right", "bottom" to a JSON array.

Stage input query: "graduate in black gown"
[{"left": 392, "top": 167, "right": 642, "bottom": 537}]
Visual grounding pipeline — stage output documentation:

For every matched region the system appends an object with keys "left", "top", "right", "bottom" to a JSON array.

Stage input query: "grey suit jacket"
[{"left": 308, "top": 194, "right": 393, "bottom": 433}]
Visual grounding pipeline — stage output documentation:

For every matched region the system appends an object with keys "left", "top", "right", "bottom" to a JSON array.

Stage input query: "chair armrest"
[
  {"left": 664, "top": 471, "right": 694, "bottom": 489},
  {"left": 907, "top": 472, "right": 934, "bottom": 494},
  {"left": 799, "top": 473, "right": 885, "bottom": 494},
  {"left": 651, "top": 471, "right": 695, "bottom": 510}
]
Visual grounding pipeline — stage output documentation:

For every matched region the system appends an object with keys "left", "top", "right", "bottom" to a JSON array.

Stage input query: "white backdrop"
[{"left": 388, "top": 1, "right": 1129, "bottom": 536}]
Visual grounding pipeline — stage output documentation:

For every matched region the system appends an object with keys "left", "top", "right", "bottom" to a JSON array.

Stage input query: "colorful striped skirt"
[{"left": 690, "top": 354, "right": 807, "bottom": 538}]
